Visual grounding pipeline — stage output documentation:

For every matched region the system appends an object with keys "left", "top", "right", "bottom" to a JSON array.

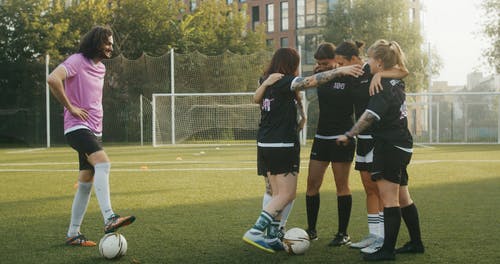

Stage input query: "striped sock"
[
  {"left": 252, "top": 210, "right": 273, "bottom": 232},
  {"left": 368, "top": 213, "right": 379, "bottom": 235}
]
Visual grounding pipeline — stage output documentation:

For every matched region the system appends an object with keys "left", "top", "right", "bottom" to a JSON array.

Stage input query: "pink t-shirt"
[{"left": 62, "top": 53, "right": 105, "bottom": 135}]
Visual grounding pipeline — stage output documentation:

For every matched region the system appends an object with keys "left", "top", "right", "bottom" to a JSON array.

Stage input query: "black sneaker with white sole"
[
  {"left": 306, "top": 229, "right": 318, "bottom": 240},
  {"left": 328, "top": 232, "right": 351, "bottom": 247}
]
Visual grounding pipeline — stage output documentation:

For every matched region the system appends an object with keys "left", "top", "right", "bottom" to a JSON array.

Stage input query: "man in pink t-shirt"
[{"left": 48, "top": 26, "right": 135, "bottom": 247}]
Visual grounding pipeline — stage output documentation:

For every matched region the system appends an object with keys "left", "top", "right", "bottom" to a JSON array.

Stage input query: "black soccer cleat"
[
  {"left": 306, "top": 229, "right": 318, "bottom": 241},
  {"left": 363, "top": 249, "right": 396, "bottom": 261},
  {"left": 328, "top": 232, "right": 351, "bottom": 247},
  {"left": 395, "top": 241, "right": 425, "bottom": 254}
]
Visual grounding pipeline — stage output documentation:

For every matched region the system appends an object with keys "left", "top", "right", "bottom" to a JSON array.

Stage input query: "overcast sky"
[{"left": 423, "top": 0, "right": 489, "bottom": 86}]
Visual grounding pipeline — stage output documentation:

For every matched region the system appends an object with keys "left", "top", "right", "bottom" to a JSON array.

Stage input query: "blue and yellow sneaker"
[
  {"left": 265, "top": 237, "right": 285, "bottom": 251},
  {"left": 243, "top": 229, "right": 275, "bottom": 253}
]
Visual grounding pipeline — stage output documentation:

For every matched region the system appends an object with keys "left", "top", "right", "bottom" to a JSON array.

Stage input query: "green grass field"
[{"left": 1, "top": 144, "right": 500, "bottom": 263}]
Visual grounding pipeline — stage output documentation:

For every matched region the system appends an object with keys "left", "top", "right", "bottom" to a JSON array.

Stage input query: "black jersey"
[
  {"left": 257, "top": 75, "right": 299, "bottom": 145},
  {"left": 315, "top": 76, "right": 354, "bottom": 136},
  {"left": 349, "top": 63, "right": 373, "bottom": 134},
  {"left": 366, "top": 78, "right": 413, "bottom": 148}
]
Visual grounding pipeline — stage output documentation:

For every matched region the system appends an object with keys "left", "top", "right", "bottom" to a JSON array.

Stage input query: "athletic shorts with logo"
[{"left": 371, "top": 140, "right": 411, "bottom": 186}]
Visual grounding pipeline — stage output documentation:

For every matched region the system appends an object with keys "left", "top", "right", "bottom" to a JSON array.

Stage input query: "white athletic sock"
[
  {"left": 67, "top": 181, "right": 92, "bottom": 237},
  {"left": 262, "top": 192, "right": 272, "bottom": 209},
  {"left": 378, "top": 211, "right": 385, "bottom": 238},
  {"left": 93, "top": 162, "right": 114, "bottom": 222},
  {"left": 279, "top": 199, "right": 295, "bottom": 229},
  {"left": 368, "top": 213, "right": 379, "bottom": 235}
]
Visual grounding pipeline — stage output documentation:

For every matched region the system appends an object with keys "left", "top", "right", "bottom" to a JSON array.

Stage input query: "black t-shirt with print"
[
  {"left": 257, "top": 75, "right": 298, "bottom": 144},
  {"left": 367, "top": 78, "right": 413, "bottom": 148}
]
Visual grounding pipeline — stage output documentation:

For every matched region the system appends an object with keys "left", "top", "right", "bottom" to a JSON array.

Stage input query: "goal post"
[{"left": 152, "top": 92, "right": 259, "bottom": 146}]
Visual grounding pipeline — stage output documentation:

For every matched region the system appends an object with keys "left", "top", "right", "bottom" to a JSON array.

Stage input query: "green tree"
[
  {"left": 111, "top": 0, "right": 184, "bottom": 59},
  {"left": 178, "top": 1, "right": 266, "bottom": 55},
  {"left": 0, "top": 0, "right": 72, "bottom": 62},
  {"left": 324, "top": 0, "right": 441, "bottom": 92},
  {"left": 480, "top": 0, "right": 500, "bottom": 73}
]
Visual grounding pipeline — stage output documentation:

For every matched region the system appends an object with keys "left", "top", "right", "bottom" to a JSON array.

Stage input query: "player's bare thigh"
[{"left": 306, "top": 159, "right": 329, "bottom": 195}]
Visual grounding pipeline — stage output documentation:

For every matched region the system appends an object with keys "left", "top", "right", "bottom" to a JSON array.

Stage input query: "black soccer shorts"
[
  {"left": 371, "top": 141, "right": 412, "bottom": 186},
  {"left": 65, "top": 128, "right": 103, "bottom": 171},
  {"left": 257, "top": 144, "right": 300, "bottom": 176},
  {"left": 310, "top": 136, "right": 355, "bottom": 163}
]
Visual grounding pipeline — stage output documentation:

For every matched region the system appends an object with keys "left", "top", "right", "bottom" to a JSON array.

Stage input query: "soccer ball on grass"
[
  {"left": 283, "top": 227, "right": 310, "bottom": 255},
  {"left": 99, "top": 233, "right": 127, "bottom": 259}
]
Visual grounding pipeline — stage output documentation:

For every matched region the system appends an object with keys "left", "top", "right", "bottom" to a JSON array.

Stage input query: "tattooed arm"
[
  {"left": 291, "top": 64, "right": 363, "bottom": 92},
  {"left": 336, "top": 110, "right": 379, "bottom": 145},
  {"left": 295, "top": 91, "right": 307, "bottom": 131}
]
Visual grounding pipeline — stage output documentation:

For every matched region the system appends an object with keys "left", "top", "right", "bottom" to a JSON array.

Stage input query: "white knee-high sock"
[
  {"left": 262, "top": 192, "right": 272, "bottom": 209},
  {"left": 93, "top": 163, "right": 114, "bottom": 222},
  {"left": 368, "top": 213, "right": 379, "bottom": 235},
  {"left": 67, "top": 181, "right": 92, "bottom": 237},
  {"left": 280, "top": 199, "right": 295, "bottom": 229}
]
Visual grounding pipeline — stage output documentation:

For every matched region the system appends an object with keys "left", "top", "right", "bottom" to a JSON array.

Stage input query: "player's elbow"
[{"left": 47, "top": 74, "right": 59, "bottom": 88}]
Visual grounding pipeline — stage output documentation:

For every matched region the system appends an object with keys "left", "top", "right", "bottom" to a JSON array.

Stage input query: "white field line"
[
  {"left": 5, "top": 148, "right": 46, "bottom": 154},
  {"left": 0, "top": 168, "right": 257, "bottom": 172},
  {"left": 0, "top": 159, "right": 499, "bottom": 173},
  {"left": 0, "top": 160, "right": 257, "bottom": 166}
]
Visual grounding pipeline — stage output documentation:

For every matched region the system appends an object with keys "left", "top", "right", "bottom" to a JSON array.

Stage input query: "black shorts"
[
  {"left": 257, "top": 144, "right": 300, "bottom": 176},
  {"left": 371, "top": 141, "right": 412, "bottom": 186},
  {"left": 310, "top": 136, "right": 355, "bottom": 162},
  {"left": 65, "top": 129, "right": 103, "bottom": 171},
  {"left": 355, "top": 136, "right": 374, "bottom": 171}
]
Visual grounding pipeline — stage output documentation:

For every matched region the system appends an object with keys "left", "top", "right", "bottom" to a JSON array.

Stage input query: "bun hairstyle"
[
  {"left": 314, "top": 42, "right": 336, "bottom": 60},
  {"left": 335, "top": 40, "right": 365, "bottom": 60},
  {"left": 367, "top": 39, "right": 407, "bottom": 71}
]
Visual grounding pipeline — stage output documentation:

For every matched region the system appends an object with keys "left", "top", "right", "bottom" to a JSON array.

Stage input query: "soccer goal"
[{"left": 152, "top": 92, "right": 260, "bottom": 146}]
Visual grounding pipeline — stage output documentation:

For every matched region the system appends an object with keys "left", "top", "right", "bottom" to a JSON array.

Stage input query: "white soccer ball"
[
  {"left": 283, "top": 227, "right": 310, "bottom": 255},
  {"left": 99, "top": 233, "right": 127, "bottom": 259}
]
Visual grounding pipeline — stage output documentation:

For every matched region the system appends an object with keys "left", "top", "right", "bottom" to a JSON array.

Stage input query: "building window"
[
  {"left": 297, "top": 0, "right": 305, "bottom": 28},
  {"left": 317, "top": 0, "right": 328, "bottom": 26},
  {"left": 266, "top": 39, "right": 274, "bottom": 48},
  {"left": 298, "top": 34, "right": 323, "bottom": 64},
  {"left": 281, "top": 2, "right": 289, "bottom": 31},
  {"left": 297, "top": 0, "right": 331, "bottom": 28},
  {"left": 306, "top": 0, "right": 316, "bottom": 27},
  {"left": 328, "top": 0, "right": 337, "bottom": 11},
  {"left": 227, "top": 0, "right": 233, "bottom": 4},
  {"left": 252, "top": 6, "right": 260, "bottom": 30},
  {"left": 281, "top": 37, "right": 289, "bottom": 47},
  {"left": 267, "top": 4, "right": 274, "bottom": 32},
  {"left": 190, "top": 0, "right": 197, "bottom": 12}
]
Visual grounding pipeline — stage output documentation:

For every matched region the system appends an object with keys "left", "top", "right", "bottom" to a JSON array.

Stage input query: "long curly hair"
[{"left": 78, "top": 26, "right": 113, "bottom": 59}]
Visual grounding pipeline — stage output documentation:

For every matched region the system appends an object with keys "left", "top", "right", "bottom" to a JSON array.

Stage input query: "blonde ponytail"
[{"left": 368, "top": 39, "right": 407, "bottom": 71}]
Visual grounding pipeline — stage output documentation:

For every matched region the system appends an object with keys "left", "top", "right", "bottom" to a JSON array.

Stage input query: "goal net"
[{"left": 152, "top": 92, "right": 260, "bottom": 146}]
